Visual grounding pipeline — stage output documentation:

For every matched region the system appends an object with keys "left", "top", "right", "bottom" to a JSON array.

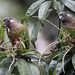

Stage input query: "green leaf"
[
  {"left": 12, "top": 66, "right": 20, "bottom": 75},
  {"left": 19, "top": 49, "right": 45, "bottom": 61},
  {"left": 62, "top": 0, "right": 75, "bottom": 12},
  {"left": 25, "top": 0, "right": 45, "bottom": 17},
  {"left": 38, "top": 1, "right": 52, "bottom": 19},
  {"left": 58, "top": 26, "right": 68, "bottom": 40},
  {"left": 25, "top": 0, "right": 45, "bottom": 23},
  {"left": 54, "top": 62, "right": 62, "bottom": 75},
  {"left": 54, "top": 53, "right": 72, "bottom": 75},
  {"left": 0, "top": 51, "right": 7, "bottom": 62},
  {"left": 27, "top": 62, "right": 40, "bottom": 75},
  {"left": 17, "top": 59, "right": 31, "bottom": 75},
  {"left": 17, "top": 59, "right": 40, "bottom": 75},
  {"left": 38, "top": 62, "right": 48, "bottom": 75},
  {"left": 53, "top": 0, "right": 64, "bottom": 13},
  {"left": 31, "top": 20, "right": 43, "bottom": 48},
  {"left": 1, "top": 19, "right": 4, "bottom": 39},
  {"left": 49, "top": 50, "right": 72, "bottom": 75},
  {"left": 21, "top": 17, "right": 25, "bottom": 24},
  {"left": 20, "top": 49, "right": 40, "bottom": 56},
  {"left": 49, "top": 60, "right": 57, "bottom": 75},
  {"left": 72, "top": 54, "right": 75, "bottom": 69},
  {"left": 24, "top": 29, "right": 30, "bottom": 49},
  {"left": 0, "top": 57, "right": 15, "bottom": 75},
  {"left": 50, "top": 48, "right": 66, "bottom": 61}
]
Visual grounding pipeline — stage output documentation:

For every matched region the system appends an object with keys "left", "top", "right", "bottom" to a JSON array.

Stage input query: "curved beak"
[
  {"left": 2, "top": 17, "right": 8, "bottom": 29},
  {"left": 2, "top": 21, "right": 6, "bottom": 28},
  {"left": 2, "top": 21, "right": 8, "bottom": 34},
  {"left": 58, "top": 12, "right": 64, "bottom": 20}
]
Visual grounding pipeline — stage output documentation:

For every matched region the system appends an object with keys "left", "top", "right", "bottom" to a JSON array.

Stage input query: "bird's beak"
[
  {"left": 2, "top": 17, "right": 8, "bottom": 28},
  {"left": 58, "top": 12, "right": 63, "bottom": 31},
  {"left": 59, "top": 16, "right": 63, "bottom": 20},
  {"left": 58, "top": 12, "right": 64, "bottom": 20},
  {"left": 2, "top": 22, "right": 6, "bottom": 28},
  {"left": 2, "top": 21, "right": 8, "bottom": 30},
  {"left": 2, "top": 21, "right": 9, "bottom": 34}
]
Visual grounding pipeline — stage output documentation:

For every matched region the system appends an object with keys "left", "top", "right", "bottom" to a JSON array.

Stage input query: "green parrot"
[
  {"left": 2, "top": 17, "right": 29, "bottom": 49},
  {"left": 58, "top": 12, "right": 75, "bottom": 45}
]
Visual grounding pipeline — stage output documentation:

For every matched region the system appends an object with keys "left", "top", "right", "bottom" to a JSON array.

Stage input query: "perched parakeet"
[
  {"left": 58, "top": 12, "right": 75, "bottom": 45},
  {"left": 3, "top": 17, "right": 29, "bottom": 49},
  {"left": 59, "top": 12, "right": 75, "bottom": 36}
]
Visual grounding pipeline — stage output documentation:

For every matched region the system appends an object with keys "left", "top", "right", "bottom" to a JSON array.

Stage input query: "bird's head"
[
  {"left": 3, "top": 17, "right": 17, "bottom": 29},
  {"left": 59, "top": 12, "right": 73, "bottom": 24},
  {"left": 3, "top": 17, "right": 19, "bottom": 33}
]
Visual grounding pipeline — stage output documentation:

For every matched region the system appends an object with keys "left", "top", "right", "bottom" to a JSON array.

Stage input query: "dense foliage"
[{"left": 0, "top": 0, "right": 75, "bottom": 75}]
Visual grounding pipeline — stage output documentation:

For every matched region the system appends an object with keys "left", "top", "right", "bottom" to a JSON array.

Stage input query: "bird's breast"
[{"left": 8, "top": 35, "right": 21, "bottom": 46}]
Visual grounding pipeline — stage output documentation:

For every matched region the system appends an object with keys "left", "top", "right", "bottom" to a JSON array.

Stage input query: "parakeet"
[
  {"left": 58, "top": 12, "right": 75, "bottom": 45},
  {"left": 59, "top": 12, "right": 75, "bottom": 36},
  {"left": 2, "top": 17, "right": 29, "bottom": 49}
]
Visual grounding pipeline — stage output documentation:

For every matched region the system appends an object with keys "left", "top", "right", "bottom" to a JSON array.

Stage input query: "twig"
[
  {"left": 32, "top": 16, "right": 69, "bottom": 38},
  {"left": 38, "top": 40, "right": 65, "bottom": 64},
  {"left": 8, "top": 55, "right": 15, "bottom": 72},
  {"left": 62, "top": 46, "right": 72, "bottom": 73},
  {"left": 20, "top": 42, "right": 26, "bottom": 48},
  {"left": 0, "top": 46, "right": 8, "bottom": 50},
  {"left": 42, "top": 40, "right": 65, "bottom": 55},
  {"left": 24, "top": 36, "right": 37, "bottom": 42}
]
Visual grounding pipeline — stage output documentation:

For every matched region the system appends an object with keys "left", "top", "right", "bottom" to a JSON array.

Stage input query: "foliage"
[{"left": 0, "top": 0, "right": 75, "bottom": 75}]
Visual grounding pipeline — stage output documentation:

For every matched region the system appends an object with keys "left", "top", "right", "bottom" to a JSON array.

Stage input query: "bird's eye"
[{"left": 3, "top": 20, "right": 5, "bottom": 21}]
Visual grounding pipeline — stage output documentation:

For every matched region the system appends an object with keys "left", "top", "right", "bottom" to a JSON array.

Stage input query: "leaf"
[
  {"left": 0, "top": 51, "right": 7, "bottom": 62},
  {"left": 1, "top": 19, "right": 4, "bottom": 39},
  {"left": 38, "top": 62, "right": 48, "bottom": 75},
  {"left": 50, "top": 48, "right": 66, "bottom": 61},
  {"left": 49, "top": 60, "right": 57, "bottom": 75},
  {"left": 24, "top": 29, "right": 30, "bottom": 49},
  {"left": 72, "top": 54, "right": 75, "bottom": 69},
  {"left": 58, "top": 26, "right": 68, "bottom": 40},
  {"left": 53, "top": 0, "right": 64, "bottom": 13},
  {"left": 19, "top": 49, "right": 45, "bottom": 61},
  {"left": 27, "top": 62, "right": 40, "bottom": 75},
  {"left": 20, "top": 49, "right": 40, "bottom": 56},
  {"left": 31, "top": 20, "right": 43, "bottom": 48},
  {"left": 0, "top": 57, "right": 15, "bottom": 75},
  {"left": 17, "top": 59, "right": 40, "bottom": 75},
  {"left": 38, "top": 1, "right": 52, "bottom": 19},
  {"left": 62, "top": 0, "right": 75, "bottom": 12},
  {"left": 54, "top": 52, "right": 72, "bottom": 75},
  {"left": 25, "top": 0, "right": 45, "bottom": 17},
  {"left": 17, "top": 59, "right": 31, "bottom": 75},
  {"left": 25, "top": 0, "right": 45, "bottom": 23},
  {"left": 54, "top": 62, "right": 62, "bottom": 75},
  {"left": 12, "top": 66, "right": 20, "bottom": 75},
  {"left": 21, "top": 17, "right": 25, "bottom": 24},
  {"left": 49, "top": 51, "right": 72, "bottom": 75}
]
